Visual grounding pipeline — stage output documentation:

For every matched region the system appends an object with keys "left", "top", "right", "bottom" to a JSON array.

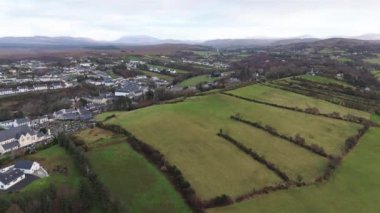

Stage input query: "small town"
[{"left": 0, "top": 0, "right": 380, "bottom": 212}]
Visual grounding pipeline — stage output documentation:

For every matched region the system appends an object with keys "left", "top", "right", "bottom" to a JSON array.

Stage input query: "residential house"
[
  {"left": 17, "top": 86, "right": 30, "bottom": 93},
  {"left": 33, "top": 84, "right": 48, "bottom": 91},
  {"left": 0, "top": 168, "right": 25, "bottom": 190},
  {"left": 14, "top": 160, "right": 40, "bottom": 174},
  {"left": 0, "top": 118, "right": 31, "bottom": 129},
  {"left": 0, "top": 125, "right": 50, "bottom": 154},
  {"left": 115, "top": 81, "right": 147, "bottom": 99},
  {"left": 50, "top": 82, "right": 63, "bottom": 89},
  {"left": 0, "top": 88, "right": 14, "bottom": 96}
]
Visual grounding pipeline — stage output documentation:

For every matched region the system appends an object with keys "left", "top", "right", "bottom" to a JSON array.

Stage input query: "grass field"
[
  {"left": 373, "top": 70, "right": 380, "bottom": 80},
  {"left": 141, "top": 70, "right": 174, "bottom": 81},
  {"left": 97, "top": 93, "right": 360, "bottom": 199},
  {"left": 75, "top": 128, "right": 190, "bottom": 212},
  {"left": 299, "top": 75, "right": 354, "bottom": 88},
  {"left": 227, "top": 84, "right": 370, "bottom": 119},
  {"left": 335, "top": 57, "right": 352, "bottom": 63},
  {"left": 209, "top": 127, "right": 380, "bottom": 213},
  {"left": 228, "top": 125, "right": 327, "bottom": 182},
  {"left": 178, "top": 75, "right": 218, "bottom": 87},
  {"left": 364, "top": 54, "right": 380, "bottom": 64},
  {"left": 0, "top": 145, "right": 82, "bottom": 197}
]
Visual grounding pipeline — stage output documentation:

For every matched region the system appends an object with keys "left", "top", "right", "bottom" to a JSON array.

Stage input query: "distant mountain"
[
  {"left": 115, "top": 35, "right": 199, "bottom": 45},
  {"left": 275, "top": 38, "right": 380, "bottom": 51},
  {"left": 351, "top": 34, "right": 380, "bottom": 41},
  {"left": 0, "top": 36, "right": 106, "bottom": 47},
  {"left": 1, "top": 35, "right": 380, "bottom": 49},
  {"left": 203, "top": 38, "right": 319, "bottom": 48}
]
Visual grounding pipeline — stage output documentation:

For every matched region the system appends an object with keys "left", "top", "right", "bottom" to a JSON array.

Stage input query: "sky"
[{"left": 0, "top": 0, "right": 379, "bottom": 41}]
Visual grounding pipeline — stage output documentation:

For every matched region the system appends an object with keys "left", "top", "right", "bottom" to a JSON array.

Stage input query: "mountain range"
[{"left": 0, "top": 34, "right": 380, "bottom": 48}]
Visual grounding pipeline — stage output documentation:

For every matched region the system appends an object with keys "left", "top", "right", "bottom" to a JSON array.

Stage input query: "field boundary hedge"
[
  {"left": 217, "top": 132, "right": 290, "bottom": 182},
  {"left": 96, "top": 122, "right": 204, "bottom": 212},
  {"left": 230, "top": 115, "right": 332, "bottom": 159},
  {"left": 223, "top": 92, "right": 377, "bottom": 126}
]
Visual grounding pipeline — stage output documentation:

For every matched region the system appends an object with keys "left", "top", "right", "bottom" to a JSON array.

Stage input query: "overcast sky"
[{"left": 0, "top": 0, "right": 379, "bottom": 41}]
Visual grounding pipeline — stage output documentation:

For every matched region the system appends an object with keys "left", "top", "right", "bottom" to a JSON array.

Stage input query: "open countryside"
[{"left": 1, "top": 1, "right": 380, "bottom": 211}]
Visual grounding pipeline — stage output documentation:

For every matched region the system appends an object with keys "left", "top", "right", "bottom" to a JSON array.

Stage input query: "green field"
[
  {"left": 299, "top": 75, "right": 354, "bottom": 88},
  {"left": 364, "top": 54, "right": 380, "bottom": 64},
  {"left": 228, "top": 84, "right": 369, "bottom": 119},
  {"left": 178, "top": 75, "right": 218, "bottom": 87},
  {"left": 209, "top": 127, "right": 380, "bottom": 213},
  {"left": 141, "top": 70, "right": 173, "bottom": 81},
  {"left": 228, "top": 125, "right": 327, "bottom": 182},
  {"left": 0, "top": 145, "right": 82, "bottom": 199},
  {"left": 97, "top": 93, "right": 360, "bottom": 199},
  {"left": 75, "top": 128, "right": 190, "bottom": 212},
  {"left": 336, "top": 57, "right": 352, "bottom": 63},
  {"left": 373, "top": 70, "right": 380, "bottom": 80}
]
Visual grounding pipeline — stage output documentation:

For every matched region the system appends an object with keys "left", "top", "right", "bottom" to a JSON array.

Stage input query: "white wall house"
[
  {"left": 14, "top": 160, "right": 40, "bottom": 174},
  {"left": 0, "top": 125, "right": 51, "bottom": 154},
  {"left": 0, "top": 168, "right": 25, "bottom": 190}
]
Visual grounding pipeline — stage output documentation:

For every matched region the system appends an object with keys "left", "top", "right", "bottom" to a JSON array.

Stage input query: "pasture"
[
  {"left": 141, "top": 70, "right": 173, "bottom": 81},
  {"left": 298, "top": 75, "right": 354, "bottom": 88},
  {"left": 74, "top": 128, "right": 190, "bottom": 213},
  {"left": 373, "top": 70, "right": 380, "bottom": 80},
  {"left": 209, "top": 127, "right": 380, "bottom": 213},
  {"left": 178, "top": 74, "right": 218, "bottom": 87},
  {"left": 227, "top": 84, "right": 370, "bottom": 119},
  {"left": 97, "top": 93, "right": 360, "bottom": 199},
  {"left": 364, "top": 54, "right": 380, "bottom": 64}
]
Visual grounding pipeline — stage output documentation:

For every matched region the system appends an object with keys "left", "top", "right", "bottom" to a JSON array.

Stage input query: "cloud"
[{"left": 0, "top": 0, "right": 379, "bottom": 40}]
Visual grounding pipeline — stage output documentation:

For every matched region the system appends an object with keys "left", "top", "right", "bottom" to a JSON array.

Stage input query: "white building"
[
  {"left": 33, "top": 84, "right": 48, "bottom": 91},
  {"left": 14, "top": 160, "right": 40, "bottom": 174},
  {"left": 0, "top": 118, "right": 31, "bottom": 129},
  {"left": 0, "top": 125, "right": 51, "bottom": 154},
  {"left": 0, "top": 168, "right": 25, "bottom": 190}
]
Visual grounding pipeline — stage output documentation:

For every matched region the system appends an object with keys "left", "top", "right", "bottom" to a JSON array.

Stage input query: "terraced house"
[{"left": 0, "top": 126, "right": 51, "bottom": 154}]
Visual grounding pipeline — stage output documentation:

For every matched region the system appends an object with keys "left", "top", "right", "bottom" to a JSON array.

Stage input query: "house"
[
  {"left": 17, "top": 86, "right": 30, "bottom": 93},
  {"left": 0, "top": 88, "right": 14, "bottom": 96},
  {"left": 0, "top": 168, "right": 25, "bottom": 190},
  {"left": 31, "top": 115, "right": 49, "bottom": 126},
  {"left": 50, "top": 82, "right": 63, "bottom": 89},
  {"left": 211, "top": 71, "right": 222, "bottom": 78},
  {"left": 14, "top": 160, "right": 40, "bottom": 174},
  {"left": 0, "top": 118, "right": 31, "bottom": 129},
  {"left": 0, "top": 125, "right": 50, "bottom": 154},
  {"left": 53, "top": 108, "right": 92, "bottom": 121},
  {"left": 33, "top": 84, "right": 48, "bottom": 91},
  {"left": 78, "top": 108, "right": 93, "bottom": 121},
  {"left": 14, "top": 118, "right": 31, "bottom": 127},
  {"left": 336, "top": 73, "right": 344, "bottom": 80},
  {"left": 115, "top": 81, "right": 147, "bottom": 99}
]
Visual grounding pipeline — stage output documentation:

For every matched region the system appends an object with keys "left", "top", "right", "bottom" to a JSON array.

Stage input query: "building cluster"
[
  {"left": 0, "top": 160, "right": 46, "bottom": 190},
  {"left": 0, "top": 82, "right": 67, "bottom": 96},
  {"left": 115, "top": 80, "right": 149, "bottom": 98},
  {"left": 0, "top": 125, "right": 51, "bottom": 154},
  {"left": 182, "top": 59, "right": 229, "bottom": 69}
]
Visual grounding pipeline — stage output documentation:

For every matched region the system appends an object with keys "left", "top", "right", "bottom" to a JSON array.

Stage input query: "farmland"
[
  {"left": 74, "top": 128, "right": 190, "bottom": 212},
  {"left": 141, "top": 70, "right": 174, "bottom": 81},
  {"left": 227, "top": 84, "right": 370, "bottom": 119},
  {"left": 209, "top": 127, "right": 380, "bottom": 213},
  {"left": 373, "top": 70, "right": 380, "bottom": 80},
  {"left": 298, "top": 75, "right": 354, "bottom": 88},
  {"left": 97, "top": 91, "right": 361, "bottom": 200},
  {"left": 364, "top": 54, "right": 380, "bottom": 64},
  {"left": 178, "top": 74, "right": 218, "bottom": 87}
]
